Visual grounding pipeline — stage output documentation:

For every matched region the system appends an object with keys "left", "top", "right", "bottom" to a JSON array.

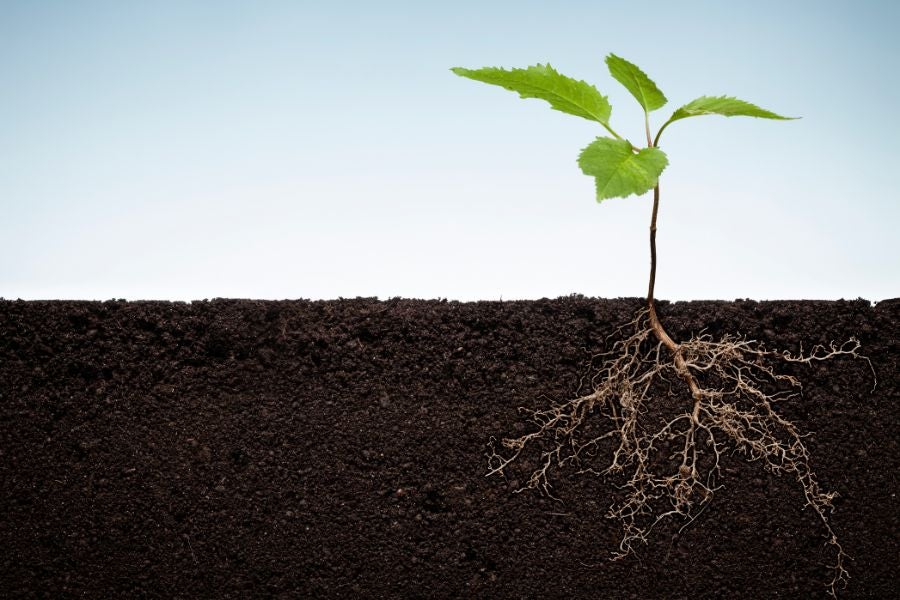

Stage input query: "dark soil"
[{"left": 1, "top": 297, "right": 897, "bottom": 599}]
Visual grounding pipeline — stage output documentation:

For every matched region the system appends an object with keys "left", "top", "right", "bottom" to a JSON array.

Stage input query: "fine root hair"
[{"left": 487, "top": 309, "right": 874, "bottom": 597}]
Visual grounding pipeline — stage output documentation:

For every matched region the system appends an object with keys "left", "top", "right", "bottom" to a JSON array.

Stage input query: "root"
[{"left": 487, "top": 309, "right": 873, "bottom": 598}]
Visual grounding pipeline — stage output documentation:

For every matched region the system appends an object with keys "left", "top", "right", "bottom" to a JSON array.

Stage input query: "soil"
[{"left": 1, "top": 297, "right": 897, "bottom": 599}]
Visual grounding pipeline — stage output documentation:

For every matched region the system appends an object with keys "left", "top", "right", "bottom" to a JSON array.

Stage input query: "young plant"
[{"left": 452, "top": 54, "right": 870, "bottom": 597}]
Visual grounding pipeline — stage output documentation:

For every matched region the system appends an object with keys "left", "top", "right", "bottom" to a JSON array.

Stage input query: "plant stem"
[
  {"left": 646, "top": 184, "right": 675, "bottom": 350},
  {"left": 645, "top": 139, "right": 692, "bottom": 390},
  {"left": 646, "top": 183, "right": 704, "bottom": 418},
  {"left": 653, "top": 118, "right": 672, "bottom": 148},
  {"left": 644, "top": 112, "right": 652, "bottom": 147}
]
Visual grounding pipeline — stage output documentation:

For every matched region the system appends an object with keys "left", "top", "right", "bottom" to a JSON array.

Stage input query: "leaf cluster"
[{"left": 452, "top": 54, "right": 795, "bottom": 201}]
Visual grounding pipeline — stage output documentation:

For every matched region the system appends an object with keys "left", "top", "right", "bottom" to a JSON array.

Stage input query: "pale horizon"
[{"left": 3, "top": 1, "right": 898, "bottom": 302}]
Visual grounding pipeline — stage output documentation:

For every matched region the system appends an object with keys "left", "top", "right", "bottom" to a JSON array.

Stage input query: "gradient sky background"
[{"left": 2, "top": 0, "right": 897, "bottom": 301}]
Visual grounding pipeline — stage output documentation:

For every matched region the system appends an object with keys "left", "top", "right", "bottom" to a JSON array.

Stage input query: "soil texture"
[{"left": 1, "top": 297, "right": 897, "bottom": 598}]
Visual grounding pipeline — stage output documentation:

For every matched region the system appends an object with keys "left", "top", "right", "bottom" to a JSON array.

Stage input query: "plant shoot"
[{"left": 453, "top": 53, "right": 871, "bottom": 598}]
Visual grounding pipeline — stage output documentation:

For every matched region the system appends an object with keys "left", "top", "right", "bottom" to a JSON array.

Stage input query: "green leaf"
[
  {"left": 578, "top": 138, "right": 668, "bottom": 201},
  {"left": 669, "top": 95, "right": 797, "bottom": 122},
  {"left": 605, "top": 54, "right": 667, "bottom": 112},
  {"left": 451, "top": 64, "right": 612, "bottom": 125}
]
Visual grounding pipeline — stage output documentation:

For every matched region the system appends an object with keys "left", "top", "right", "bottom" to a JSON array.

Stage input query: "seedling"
[{"left": 453, "top": 54, "right": 872, "bottom": 597}]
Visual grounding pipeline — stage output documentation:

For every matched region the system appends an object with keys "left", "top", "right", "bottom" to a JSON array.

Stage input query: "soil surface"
[{"left": 1, "top": 297, "right": 897, "bottom": 599}]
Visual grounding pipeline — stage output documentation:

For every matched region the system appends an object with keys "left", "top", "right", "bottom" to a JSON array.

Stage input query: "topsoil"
[{"left": 0, "top": 297, "right": 897, "bottom": 599}]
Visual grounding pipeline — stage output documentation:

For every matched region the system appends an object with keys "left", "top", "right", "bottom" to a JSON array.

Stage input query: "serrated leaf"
[
  {"left": 451, "top": 64, "right": 612, "bottom": 125},
  {"left": 605, "top": 54, "right": 667, "bottom": 112},
  {"left": 577, "top": 138, "right": 668, "bottom": 201},
  {"left": 669, "top": 95, "right": 796, "bottom": 122}
]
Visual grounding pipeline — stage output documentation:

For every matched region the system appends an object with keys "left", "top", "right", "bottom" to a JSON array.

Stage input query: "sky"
[{"left": 1, "top": 0, "right": 898, "bottom": 302}]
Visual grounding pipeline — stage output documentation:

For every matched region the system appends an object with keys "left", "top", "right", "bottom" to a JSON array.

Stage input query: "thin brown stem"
[
  {"left": 647, "top": 185, "right": 673, "bottom": 348},
  {"left": 646, "top": 183, "right": 704, "bottom": 409},
  {"left": 647, "top": 185, "right": 660, "bottom": 308}
]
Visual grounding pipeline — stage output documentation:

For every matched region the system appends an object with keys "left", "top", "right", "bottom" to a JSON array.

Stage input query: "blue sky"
[{"left": 1, "top": 1, "right": 897, "bottom": 301}]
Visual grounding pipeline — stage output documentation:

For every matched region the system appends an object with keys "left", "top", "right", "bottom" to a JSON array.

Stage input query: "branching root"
[{"left": 487, "top": 310, "right": 873, "bottom": 597}]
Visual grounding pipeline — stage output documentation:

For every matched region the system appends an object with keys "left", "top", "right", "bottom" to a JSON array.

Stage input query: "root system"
[{"left": 487, "top": 309, "right": 873, "bottom": 597}]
